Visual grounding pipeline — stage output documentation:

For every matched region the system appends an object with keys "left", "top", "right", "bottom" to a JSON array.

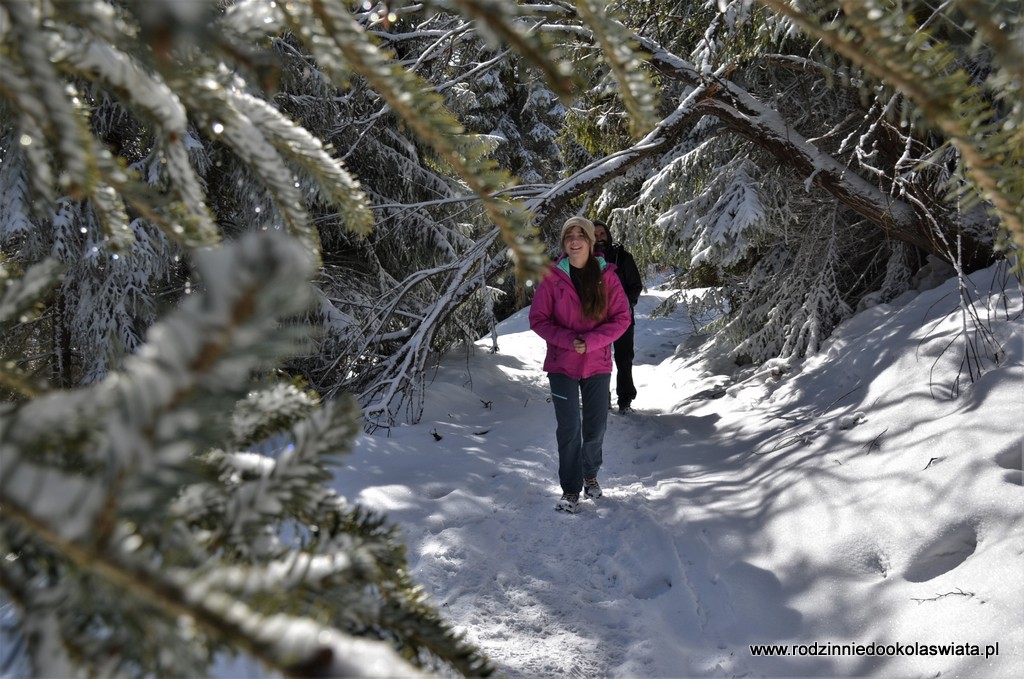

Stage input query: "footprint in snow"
[
  {"left": 903, "top": 523, "right": 978, "bottom": 583},
  {"left": 994, "top": 447, "right": 1022, "bottom": 486}
]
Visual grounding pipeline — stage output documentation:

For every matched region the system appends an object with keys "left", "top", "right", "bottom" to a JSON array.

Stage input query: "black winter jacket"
[{"left": 597, "top": 243, "right": 643, "bottom": 307}]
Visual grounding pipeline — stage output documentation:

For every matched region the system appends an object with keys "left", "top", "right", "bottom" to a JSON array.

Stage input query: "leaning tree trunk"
[
  {"left": 529, "top": 34, "right": 997, "bottom": 272},
  {"left": 642, "top": 41, "right": 995, "bottom": 271}
]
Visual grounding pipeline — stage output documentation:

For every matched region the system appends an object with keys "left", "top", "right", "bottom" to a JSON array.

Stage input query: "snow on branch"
[
  {"left": 0, "top": 231, "right": 492, "bottom": 677},
  {"left": 281, "top": 0, "right": 548, "bottom": 280}
]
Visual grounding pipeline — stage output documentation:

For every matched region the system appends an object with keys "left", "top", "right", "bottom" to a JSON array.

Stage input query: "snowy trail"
[
  {"left": 418, "top": 441, "right": 720, "bottom": 679},
  {"left": 330, "top": 271, "right": 1024, "bottom": 679},
  {"left": 335, "top": 289, "right": 757, "bottom": 678},
  {"left": 405, "top": 399, "right": 776, "bottom": 679},
  {"left": 341, "top": 287, "right": 816, "bottom": 679}
]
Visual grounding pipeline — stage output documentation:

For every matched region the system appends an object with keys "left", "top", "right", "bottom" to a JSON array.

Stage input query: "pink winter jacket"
[{"left": 529, "top": 255, "right": 632, "bottom": 379}]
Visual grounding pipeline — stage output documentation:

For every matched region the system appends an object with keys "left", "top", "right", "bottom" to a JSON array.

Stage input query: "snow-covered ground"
[{"left": 320, "top": 262, "right": 1022, "bottom": 678}]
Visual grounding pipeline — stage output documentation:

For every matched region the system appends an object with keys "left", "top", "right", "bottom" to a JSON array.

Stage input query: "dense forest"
[{"left": 1, "top": 1, "right": 1021, "bottom": 677}]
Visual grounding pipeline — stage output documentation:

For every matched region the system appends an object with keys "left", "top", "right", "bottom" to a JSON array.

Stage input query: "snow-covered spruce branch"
[
  {"left": 179, "top": 84, "right": 319, "bottom": 254},
  {"left": 355, "top": 232, "right": 506, "bottom": 428},
  {"left": 512, "top": 7, "right": 982, "bottom": 264},
  {"left": 0, "top": 258, "right": 62, "bottom": 335},
  {"left": 3, "top": 55, "right": 135, "bottom": 256},
  {"left": 0, "top": 0, "right": 92, "bottom": 206},
  {"left": 635, "top": 34, "right": 997, "bottom": 269},
  {"left": 445, "top": 0, "right": 577, "bottom": 104},
  {"left": 334, "top": 266, "right": 452, "bottom": 361},
  {"left": 0, "top": 232, "right": 327, "bottom": 674},
  {"left": 0, "top": 68, "right": 57, "bottom": 208},
  {"left": 527, "top": 82, "right": 712, "bottom": 230},
  {"left": 892, "top": 190, "right": 1010, "bottom": 399},
  {"left": 707, "top": 197, "right": 869, "bottom": 364},
  {"left": 286, "top": 0, "right": 549, "bottom": 280},
  {"left": 2, "top": 0, "right": 220, "bottom": 251},
  {"left": 50, "top": 22, "right": 218, "bottom": 248},
  {"left": 432, "top": 46, "right": 514, "bottom": 95},
  {"left": 0, "top": 231, "right": 495, "bottom": 677},
  {"left": 0, "top": 231, "right": 318, "bottom": 537},
  {"left": 304, "top": 158, "right": 511, "bottom": 395},
  {"left": 1, "top": 499, "right": 426, "bottom": 679},
  {"left": 757, "top": 0, "right": 1023, "bottom": 257},
  {"left": 310, "top": 250, "right": 482, "bottom": 395},
  {"left": 226, "top": 89, "right": 374, "bottom": 237},
  {"left": 185, "top": 398, "right": 364, "bottom": 549},
  {"left": 784, "top": 223, "right": 853, "bottom": 357}
]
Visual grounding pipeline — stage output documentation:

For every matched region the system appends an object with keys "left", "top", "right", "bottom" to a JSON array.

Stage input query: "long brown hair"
[
  {"left": 577, "top": 256, "right": 607, "bottom": 321},
  {"left": 561, "top": 216, "right": 607, "bottom": 321}
]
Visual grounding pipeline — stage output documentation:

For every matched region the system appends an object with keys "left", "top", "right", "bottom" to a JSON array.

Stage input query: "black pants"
[{"left": 613, "top": 314, "right": 637, "bottom": 407}]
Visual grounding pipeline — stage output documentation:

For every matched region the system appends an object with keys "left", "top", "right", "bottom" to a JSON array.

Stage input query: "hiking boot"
[
  {"left": 584, "top": 477, "right": 602, "bottom": 499},
  {"left": 555, "top": 492, "right": 580, "bottom": 513},
  {"left": 618, "top": 403, "right": 634, "bottom": 414}
]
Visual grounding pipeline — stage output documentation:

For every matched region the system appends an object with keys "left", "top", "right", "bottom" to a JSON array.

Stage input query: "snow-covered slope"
[{"left": 328, "top": 262, "right": 1023, "bottom": 678}]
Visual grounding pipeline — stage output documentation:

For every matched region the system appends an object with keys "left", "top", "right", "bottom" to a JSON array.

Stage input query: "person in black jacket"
[{"left": 593, "top": 219, "right": 644, "bottom": 412}]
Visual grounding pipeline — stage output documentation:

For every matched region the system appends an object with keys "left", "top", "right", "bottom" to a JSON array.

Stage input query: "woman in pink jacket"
[{"left": 529, "top": 216, "right": 632, "bottom": 513}]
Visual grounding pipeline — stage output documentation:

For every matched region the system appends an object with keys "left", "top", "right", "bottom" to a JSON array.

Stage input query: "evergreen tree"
[
  {"left": 2, "top": 1, "right": 1021, "bottom": 671},
  {"left": 576, "top": 0, "right": 1022, "bottom": 364},
  {"left": 1, "top": 232, "right": 494, "bottom": 677},
  {"left": 0, "top": 1, "right": 664, "bottom": 674},
  {"left": 0, "top": 0, "right": 569, "bottom": 674}
]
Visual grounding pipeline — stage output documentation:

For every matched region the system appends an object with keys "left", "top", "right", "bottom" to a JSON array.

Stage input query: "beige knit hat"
[{"left": 560, "top": 216, "right": 596, "bottom": 249}]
